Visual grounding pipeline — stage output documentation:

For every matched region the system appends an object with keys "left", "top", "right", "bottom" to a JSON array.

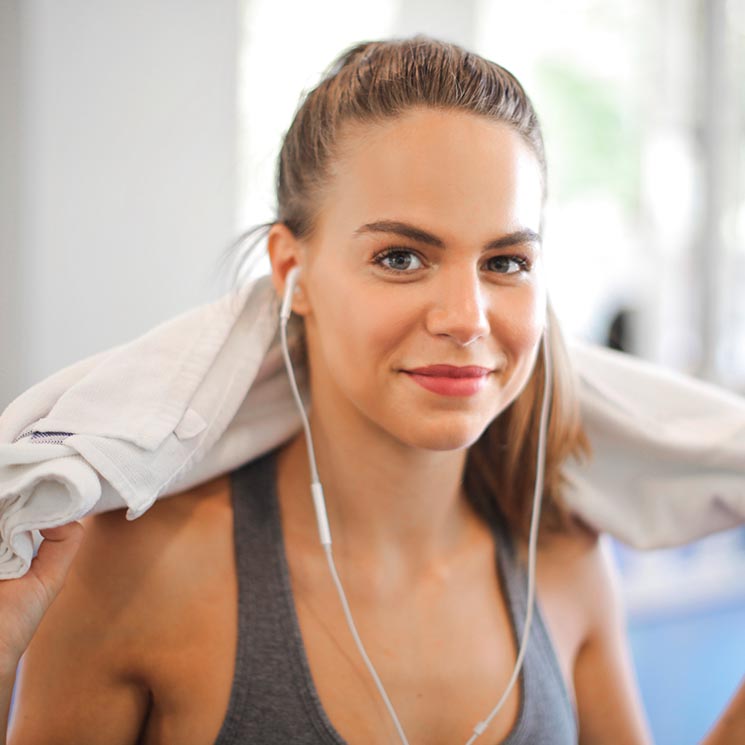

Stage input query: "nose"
[{"left": 426, "top": 267, "right": 490, "bottom": 347}]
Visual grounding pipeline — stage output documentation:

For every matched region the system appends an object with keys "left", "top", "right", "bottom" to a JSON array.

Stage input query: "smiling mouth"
[
  {"left": 402, "top": 370, "right": 491, "bottom": 397},
  {"left": 403, "top": 365, "right": 493, "bottom": 378}
]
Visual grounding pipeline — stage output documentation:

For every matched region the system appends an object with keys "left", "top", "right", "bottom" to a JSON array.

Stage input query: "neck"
[{"left": 276, "top": 406, "right": 485, "bottom": 582}]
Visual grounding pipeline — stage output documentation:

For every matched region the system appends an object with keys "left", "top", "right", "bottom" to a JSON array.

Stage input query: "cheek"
[
  {"left": 309, "top": 275, "right": 412, "bottom": 384},
  {"left": 337, "top": 286, "right": 414, "bottom": 369},
  {"left": 489, "top": 287, "right": 546, "bottom": 391},
  {"left": 495, "top": 298, "right": 544, "bottom": 354},
  {"left": 490, "top": 268, "right": 545, "bottom": 333}
]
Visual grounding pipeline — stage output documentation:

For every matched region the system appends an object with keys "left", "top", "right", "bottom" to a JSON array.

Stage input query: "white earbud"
[
  {"left": 279, "top": 264, "right": 332, "bottom": 547},
  {"left": 280, "top": 265, "right": 302, "bottom": 323}
]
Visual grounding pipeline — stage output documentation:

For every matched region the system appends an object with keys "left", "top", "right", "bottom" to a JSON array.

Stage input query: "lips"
[{"left": 404, "top": 365, "right": 491, "bottom": 378}]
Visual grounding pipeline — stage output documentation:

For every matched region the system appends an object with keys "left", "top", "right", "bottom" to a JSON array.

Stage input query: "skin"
[
  {"left": 267, "top": 108, "right": 546, "bottom": 577},
  {"left": 6, "top": 105, "right": 743, "bottom": 743}
]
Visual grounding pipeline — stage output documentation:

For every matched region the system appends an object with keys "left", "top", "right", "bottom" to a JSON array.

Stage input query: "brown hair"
[{"left": 219, "top": 34, "right": 594, "bottom": 545}]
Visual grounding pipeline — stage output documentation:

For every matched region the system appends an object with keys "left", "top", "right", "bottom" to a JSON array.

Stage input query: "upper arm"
[
  {"left": 7, "top": 508, "right": 157, "bottom": 744},
  {"left": 573, "top": 536, "right": 655, "bottom": 745}
]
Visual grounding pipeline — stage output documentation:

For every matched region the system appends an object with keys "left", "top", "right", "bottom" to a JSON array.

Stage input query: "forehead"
[{"left": 316, "top": 108, "right": 544, "bottom": 241}]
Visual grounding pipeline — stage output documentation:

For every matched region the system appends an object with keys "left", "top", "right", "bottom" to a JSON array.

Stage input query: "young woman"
[{"left": 2, "top": 35, "right": 744, "bottom": 745}]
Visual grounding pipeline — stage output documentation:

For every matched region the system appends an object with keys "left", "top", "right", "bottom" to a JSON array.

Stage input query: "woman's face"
[{"left": 284, "top": 107, "right": 546, "bottom": 452}]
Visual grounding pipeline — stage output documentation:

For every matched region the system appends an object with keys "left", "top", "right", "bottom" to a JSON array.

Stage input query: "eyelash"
[{"left": 371, "top": 247, "right": 532, "bottom": 276}]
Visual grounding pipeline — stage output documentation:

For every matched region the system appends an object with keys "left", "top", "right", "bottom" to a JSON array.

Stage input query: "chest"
[
  {"left": 135, "top": 499, "right": 585, "bottom": 745},
  {"left": 276, "top": 542, "right": 583, "bottom": 744}
]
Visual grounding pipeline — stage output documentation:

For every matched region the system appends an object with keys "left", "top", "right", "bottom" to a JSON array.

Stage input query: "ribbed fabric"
[{"left": 213, "top": 446, "right": 578, "bottom": 744}]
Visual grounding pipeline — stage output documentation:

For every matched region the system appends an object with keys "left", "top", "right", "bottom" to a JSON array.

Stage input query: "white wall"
[
  {"left": 0, "top": 0, "right": 23, "bottom": 405},
  {"left": 1, "top": 0, "right": 239, "bottom": 407}
]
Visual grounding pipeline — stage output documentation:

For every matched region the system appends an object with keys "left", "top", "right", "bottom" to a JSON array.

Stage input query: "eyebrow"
[{"left": 352, "top": 220, "right": 542, "bottom": 250}]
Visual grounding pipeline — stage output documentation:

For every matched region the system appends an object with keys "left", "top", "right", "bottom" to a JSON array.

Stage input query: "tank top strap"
[
  {"left": 214, "top": 445, "right": 343, "bottom": 744},
  {"left": 488, "top": 509, "right": 579, "bottom": 743}
]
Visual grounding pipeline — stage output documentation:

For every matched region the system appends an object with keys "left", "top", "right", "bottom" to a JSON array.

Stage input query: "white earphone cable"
[
  {"left": 464, "top": 318, "right": 552, "bottom": 743},
  {"left": 279, "top": 270, "right": 552, "bottom": 744},
  {"left": 279, "top": 300, "right": 411, "bottom": 744}
]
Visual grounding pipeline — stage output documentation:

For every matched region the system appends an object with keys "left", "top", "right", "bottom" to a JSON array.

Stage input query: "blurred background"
[{"left": 1, "top": 1, "right": 744, "bottom": 742}]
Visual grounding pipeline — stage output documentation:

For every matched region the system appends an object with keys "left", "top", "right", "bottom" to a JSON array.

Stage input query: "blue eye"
[
  {"left": 485, "top": 255, "right": 531, "bottom": 274},
  {"left": 372, "top": 249, "right": 424, "bottom": 273},
  {"left": 371, "top": 248, "right": 531, "bottom": 275}
]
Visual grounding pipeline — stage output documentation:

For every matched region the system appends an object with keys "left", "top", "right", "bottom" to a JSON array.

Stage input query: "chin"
[{"left": 392, "top": 417, "right": 490, "bottom": 453}]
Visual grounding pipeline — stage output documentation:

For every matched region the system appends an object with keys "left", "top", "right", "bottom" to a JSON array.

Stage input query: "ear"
[{"left": 267, "top": 222, "right": 310, "bottom": 316}]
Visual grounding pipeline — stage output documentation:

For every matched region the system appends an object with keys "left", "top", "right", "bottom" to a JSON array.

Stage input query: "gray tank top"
[{"left": 213, "top": 446, "right": 578, "bottom": 744}]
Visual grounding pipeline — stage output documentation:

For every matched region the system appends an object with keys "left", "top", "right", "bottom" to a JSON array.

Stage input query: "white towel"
[{"left": 1, "top": 272, "right": 744, "bottom": 579}]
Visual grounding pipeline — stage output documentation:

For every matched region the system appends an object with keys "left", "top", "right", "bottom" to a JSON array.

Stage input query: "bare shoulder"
[
  {"left": 17, "top": 472, "right": 236, "bottom": 694},
  {"left": 524, "top": 526, "right": 654, "bottom": 744},
  {"left": 79, "top": 473, "right": 232, "bottom": 540},
  {"left": 531, "top": 523, "right": 631, "bottom": 650},
  {"left": 9, "top": 476, "right": 234, "bottom": 744},
  {"left": 512, "top": 522, "right": 605, "bottom": 691},
  {"left": 516, "top": 522, "right": 606, "bottom": 627},
  {"left": 537, "top": 524, "right": 608, "bottom": 600},
  {"left": 75, "top": 474, "right": 234, "bottom": 642},
  {"left": 80, "top": 473, "right": 233, "bottom": 548},
  {"left": 65, "top": 473, "right": 233, "bottom": 648}
]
